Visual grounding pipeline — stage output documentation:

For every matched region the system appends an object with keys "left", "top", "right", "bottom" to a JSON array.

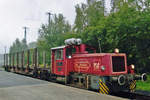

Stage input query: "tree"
[
  {"left": 74, "top": 0, "right": 105, "bottom": 34},
  {"left": 9, "top": 38, "right": 28, "bottom": 53},
  {"left": 38, "top": 13, "right": 71, "bottom": 50},
  {"left": 76, "top": 0, "right": 150, "bottom": 73}
]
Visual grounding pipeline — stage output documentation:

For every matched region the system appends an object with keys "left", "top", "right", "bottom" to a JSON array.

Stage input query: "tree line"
[{"left": 10, "top": 0, "right": 150, "bottom": 73}]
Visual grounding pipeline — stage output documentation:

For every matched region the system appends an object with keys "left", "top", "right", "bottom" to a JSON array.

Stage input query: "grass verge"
[{"left": 136, "top": 74, "right": 150, "bottom": 92}]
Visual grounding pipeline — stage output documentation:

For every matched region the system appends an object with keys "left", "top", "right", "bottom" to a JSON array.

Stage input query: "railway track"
[{"left": 112, "top": 91, "right": 150, "bottom": 100}]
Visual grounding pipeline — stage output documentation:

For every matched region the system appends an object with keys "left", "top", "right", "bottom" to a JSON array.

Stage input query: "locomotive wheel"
[{"left": 118, "top": 75, "right": 126, "bottom": 85}]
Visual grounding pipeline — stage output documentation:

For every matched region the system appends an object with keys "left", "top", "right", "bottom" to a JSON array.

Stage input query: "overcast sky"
[{"left": 0, "top": 0, "right": 110, "bottom": 54}]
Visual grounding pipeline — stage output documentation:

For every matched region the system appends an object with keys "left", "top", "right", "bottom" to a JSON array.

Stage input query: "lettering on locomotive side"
[
  {"left": 74, "top": 61, "right": 90, "bottom": 71},
  {"left": 93, "top": 62, "right": 100, "bottom": 71}
]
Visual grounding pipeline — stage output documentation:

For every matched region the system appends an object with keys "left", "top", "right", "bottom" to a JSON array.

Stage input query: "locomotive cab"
[
  {"left": 51, "top": 46, "right": 66, "bottom": 76},
  {"left": 51, "top": 43, "right": 96, "bottom": 76}
]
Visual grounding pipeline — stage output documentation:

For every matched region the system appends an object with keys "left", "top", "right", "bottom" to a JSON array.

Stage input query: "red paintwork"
[
  {"left": 51, "top": 44, "right": 129, "bottom": 76},
  {"left": 51, "top": 48, "right": 66, "bottom": 76},
  {"left": 128, "top": 65, "right": 135, "bottom": 74},
  {"left": 72, "top": 53, "right": 127, "bottom": 76}
]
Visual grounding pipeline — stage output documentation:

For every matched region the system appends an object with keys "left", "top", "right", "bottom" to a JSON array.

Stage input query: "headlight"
[
  {"left": 131, "top": 64, "right": 135, "bottom": 70},
  {"left": 114, "top": 48, "right": 119, "bottom": 53},
  {"left": 101, "top": 66, "right": 105, "bottom": 71}
]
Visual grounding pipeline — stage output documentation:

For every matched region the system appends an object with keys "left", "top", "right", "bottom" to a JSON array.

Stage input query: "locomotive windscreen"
[{"left": 112, "top": 56, "right": 125, "bottom": 72}]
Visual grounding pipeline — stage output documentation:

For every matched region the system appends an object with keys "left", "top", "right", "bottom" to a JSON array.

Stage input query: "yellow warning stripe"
[
  {"left": 130, "top": 82, "right": 134, "bottom": 89},
  {"left": 99, "top": 90, "right": 103, "bottom": 94},
  {"left": 99, "top": 82, "right": 109, "bottom": 93},
  {"left": 131, "top": 80, "right": 136, "bottom": 89},
  {"left": 98, "top": 79, "right": 109, "bottom": 94},
  {"left": 130, "top": 80, "right": 136, "bottom": 90},
  {"left": 130, "top": 85, "right": 135, "bottom": 90},
  {"left": 99, "top": 83, "right": 108, "bottom": 94},
  {"left": 101, "top": 82, "right": 109, "bottom": 91},
  {"left": 99, "top": 87, "right": 106, "bottom": 94},
  {"left": 99, "top": 79, "right": 109, "bottom": 91},
  {"left": 132, "top": 81, "right": 136, "bottom": 89}
]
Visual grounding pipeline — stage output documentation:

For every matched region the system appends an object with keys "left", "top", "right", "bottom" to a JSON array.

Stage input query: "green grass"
[{"left": 136, "top": 74, "right": 150, "bottom": 92}]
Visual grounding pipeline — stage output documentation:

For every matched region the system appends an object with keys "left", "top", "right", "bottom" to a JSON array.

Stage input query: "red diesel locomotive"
[
  {"left": 50, "top": 38, "right": 147, "bottom": 94},
  {"left": 4, "top": 38, "right": 147, "bottom": 94}
]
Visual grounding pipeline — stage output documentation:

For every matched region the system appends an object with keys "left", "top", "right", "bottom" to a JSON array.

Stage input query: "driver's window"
[
  {"left": 66, "top": 47, "right": 76, "bottom": 58},
  {"left": 86, "top": 48, "right": 95, "bottom": 53},
  {"left": 55, "top": 49, "right": 63, "bottom": 60}
]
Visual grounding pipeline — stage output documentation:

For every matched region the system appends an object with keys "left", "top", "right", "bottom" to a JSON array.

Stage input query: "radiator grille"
[{"left": 112, "top": 56, "right": 125, "bottom": 72}]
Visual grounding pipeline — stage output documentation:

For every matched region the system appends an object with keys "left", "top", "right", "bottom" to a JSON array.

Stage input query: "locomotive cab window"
[
  {"left": 86, "top": 48, "right": 95, "bottom": 53},
  {"left": 66, "top": 47, "right": 76, "bottom": 58},
  {"left": 55, "top": 49, "right": 63, "bottom": 60}
]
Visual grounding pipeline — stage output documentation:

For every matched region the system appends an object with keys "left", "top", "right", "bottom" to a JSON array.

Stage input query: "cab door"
[{"left": 53, "top": 49, "right": 65, "bottom": 76}]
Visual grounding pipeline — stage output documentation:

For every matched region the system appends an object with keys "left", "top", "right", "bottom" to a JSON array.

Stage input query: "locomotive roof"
[{"left": 51, "top": 45, "right": 66, "bottom": 50}]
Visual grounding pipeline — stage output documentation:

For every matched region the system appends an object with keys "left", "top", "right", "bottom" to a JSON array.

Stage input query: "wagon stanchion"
[
  {"left": 3, "top": 54, "right": 6, "bottom": 70},
  {"left": 21, "top": 51, "right": 24, "bottom": 72},
  {"left": 10, "top": 53, "right": 12, "bottom": 71},
  {"left": 3, "top": 54, "right": 5, "bottom": 70},
  {"left": 16, "top": 52, "right": 19, "bottom": 72},
  {"left": 7, "top": 54, "right": 8, "bottom": 70},
  {"left": 34, "top": 48, "right": 37, "bottom": 68},
  {"left": 6, "top": 54, "right": 8, "bottom": 71},
  {"left": 32, "top": 49, "right": 34, "bottom": 69},
  {"left": 5, "top": 54, "right": 7, "bottom": 70},
  {"left": 37, "top": 49, "right": 39, "bottom": 68},
  {"left": 14, "top": 53, "right": 16, "bottom": 72},
  {"left": 26, "top": 49, "right": 30, "bottom": 73},
  {"left": 42, "top": 50, "right": 47, "bottom": 80},
  {"left": 5, "top": 54, "right": 6, "bottom": 70},
  {"left": 12, "top": 53, "right": 15, "bottom": 72},
  {"left": 11, "top": 53, "right": 13, "bottom": 71},
  {"left": 19, "top": 52, "right": 22, "bottom": 72},
  {"left": 19, "top": 52, "right": 21, "bottom": 72},
  {"left": 8, "top": 54, "right": 10, "bottom": 71},
  {"left": 33, "top": 48, "right": 38, "bottom": 78},
  {"left": 37, "top": 49, "right": 40, "bottom": 78},
  {"left": 9, "top": 53, "right": 12, "bottom": 71},
  {"left": 43, "top": 51, "right": 46, "bottom": 69},
  {"left": 7, "top": 54, "right": 9, "bottom": 70}
]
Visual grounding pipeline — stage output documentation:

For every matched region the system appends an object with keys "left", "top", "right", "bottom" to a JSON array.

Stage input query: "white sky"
[{"left": 0, "top": 0, "right": 110, "bottom": 54}]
